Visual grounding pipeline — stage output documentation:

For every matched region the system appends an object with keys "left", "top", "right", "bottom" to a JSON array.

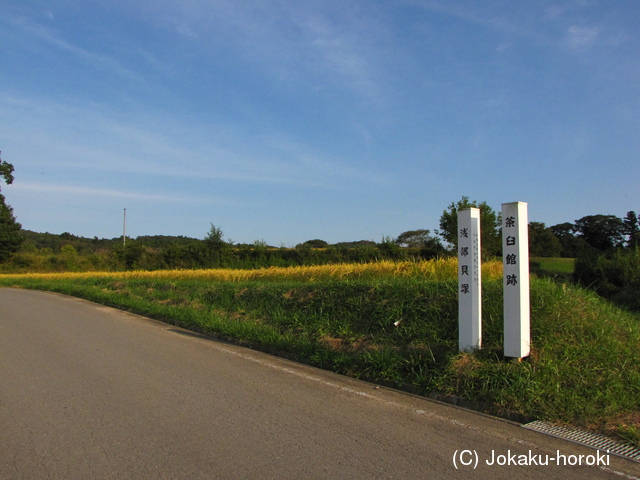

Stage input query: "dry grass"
[{"left": 0, "top": 258, "right": 503, "bottom": 283}]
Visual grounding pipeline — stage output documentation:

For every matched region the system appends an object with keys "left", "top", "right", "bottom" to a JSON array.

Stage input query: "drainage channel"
[{"left": 523, "top": 420, "right": 640, "bottom": 463}]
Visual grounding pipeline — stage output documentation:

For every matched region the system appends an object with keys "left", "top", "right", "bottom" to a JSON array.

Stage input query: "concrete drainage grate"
[{"left": 523, "top": 420, "right": 640, "bottom": 462}]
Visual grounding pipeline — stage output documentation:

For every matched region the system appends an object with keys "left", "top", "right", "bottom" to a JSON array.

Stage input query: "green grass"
[
  {"left": 530, "top": 257, "right": 575, "bottom": 280},
  {"left": 1, "top": 270, "right": 638, "bottom": 448}
]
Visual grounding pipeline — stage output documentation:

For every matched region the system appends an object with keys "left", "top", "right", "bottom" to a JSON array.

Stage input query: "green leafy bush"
[{"left": 574, "top": 248, "right": 640, "bottom": 311}]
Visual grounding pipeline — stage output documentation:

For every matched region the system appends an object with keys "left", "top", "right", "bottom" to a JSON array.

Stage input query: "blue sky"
[{"left": 1, "top": 1, "right": 638, "bottom": 246}]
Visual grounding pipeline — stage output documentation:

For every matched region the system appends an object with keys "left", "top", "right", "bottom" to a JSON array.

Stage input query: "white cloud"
[
  {"left": 291, "top": 8, "right": 387, "bottom": 103},
  {"left": 8, "top": 16, "right": 141, "bottom": 81},
  {"left": 566, "top": 25, "right": 600, "bottom": 49},
  {"left": 122, "top": 0, "right": 388, "bottom": 104},
  {"left": 0, "top": 91, "right": 387, "bottom": 198},
  {"left": 11, "top": 182, "right": 215, "bottom": 203},
  {"left": 176, "top": 23, "right": 197, "bottom": 38}
]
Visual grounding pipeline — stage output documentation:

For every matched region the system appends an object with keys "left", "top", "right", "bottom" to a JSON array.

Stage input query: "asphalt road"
[{"left": 1, "top": 288, "right": 639, "bottom": 480}]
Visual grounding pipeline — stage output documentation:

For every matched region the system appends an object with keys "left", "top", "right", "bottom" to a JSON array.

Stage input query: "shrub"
[{"left": 574, "top": 248, "right": 640, "bottom": 311}]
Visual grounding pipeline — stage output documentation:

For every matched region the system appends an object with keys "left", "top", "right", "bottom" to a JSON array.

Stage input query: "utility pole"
[{"left": 123, "top": 208, "right": 127, "bottom": 247}]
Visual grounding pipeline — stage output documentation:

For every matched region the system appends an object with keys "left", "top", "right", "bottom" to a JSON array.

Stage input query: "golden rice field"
[{"left": 0, "top": 258, "right": 503, "bottom": 283}]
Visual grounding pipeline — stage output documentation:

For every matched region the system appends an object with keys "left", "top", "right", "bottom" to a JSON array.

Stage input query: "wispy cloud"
[
  {"left": 404, "top": 0, "right": 618, "bottom": 54},
  {"left": 0, "top": 92, "right": 387, "bottom": 193},
  {"left": 12, "top": 181, "right": 226, "bottom": 204},
  {"left": 12, "top": 182, "right": 160, "bottom": 202},
  {"left": 7, "top": 15, "right": 142, "bottom": 82},
  {"left": 402, "top": 0, "right": 527, "bottom": 36},
  {"left": 290, "top": 6, "right": 388, "bottom": 104},
  {"left": 129, "top": 0, "right": 388, "bottom": 104},
  {"left": 566, "top": 25, "right": 600, "bottom": 49}
]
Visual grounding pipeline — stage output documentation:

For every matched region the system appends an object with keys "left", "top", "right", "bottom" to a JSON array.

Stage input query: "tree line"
[
  {"left": 0, "top": 153, "right": 637, "bottom": 272},
  {"left": 437, "top": 196, "right": 639, "bottom": 259}
]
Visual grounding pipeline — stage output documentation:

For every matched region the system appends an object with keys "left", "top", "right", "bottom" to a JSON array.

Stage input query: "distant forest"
[
  {"left": 15, "top": 208, "right": 640, "bottom": 257},
  {"left": 1, "top": 208, "right": 635, "bottom": 273}
]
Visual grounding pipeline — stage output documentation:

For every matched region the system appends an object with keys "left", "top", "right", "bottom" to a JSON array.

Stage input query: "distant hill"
[{"left": 20, "top": 230, "right": 201, "bottom": 253}]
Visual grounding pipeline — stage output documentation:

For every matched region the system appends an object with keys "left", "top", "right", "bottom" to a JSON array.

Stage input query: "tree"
[
  {"left": 438, "top": 196, "right": 501, "bottom": 258},
  {"left": 549, "top": 222, "right": 587, "bottom": 257},
  {"left": 573, "top": 214, "right": 625, "bottom": 251},
  {"left": 377, "top": 235, "right": 402, "bottom": 259},
  {"left": 0, "top": 151, "right": 22, "bottom": 262},
  {"left": 0, "top": 195, "right": 22, "bottom": 262},
  {"left": 204, "top": 223, "right": 225, "bottom": 247},
  {"left": 396, "top": 229, "right": 446, "bottom": 259},
  {"left": 0, "top": 151, "right": 14, "bottom": 186},
  {"left": 549, "top": 222, "right": 574, "bottom": 239},
  {"left": 60, "top": 244, "right": 78, "bottom": 256},
  {"left": 203, "top": 224, "right": 228, "bottom": 265},
  {"left": 396, "top": 229, "right": 432, "bottom": 248},
  {"left": 528, "top": 222, "right": 561, "bottom": 257},
  {"left": 297, "top": 239, "right": 328, "bottom": 248},
  {"left": 623, "top": 211, "right": 639, "bottom": 248}
]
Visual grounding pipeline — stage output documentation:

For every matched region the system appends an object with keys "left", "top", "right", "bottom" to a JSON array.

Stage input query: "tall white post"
[
  {"left": 458, "top": 208, "right": 481, "bottom": 352},
  {"left": 502, "top": 202, "right": 530, "bottom": 359}
]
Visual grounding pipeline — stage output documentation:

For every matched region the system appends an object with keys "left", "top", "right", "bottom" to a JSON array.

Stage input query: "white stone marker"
[
  {"left": 458, "top": 208, "right": 481, "bottom": 352},
  {"left": 501, "top": 202, "right": 530, "bottom": 359}
]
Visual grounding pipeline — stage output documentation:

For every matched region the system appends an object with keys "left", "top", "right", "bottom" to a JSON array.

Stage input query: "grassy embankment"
[{"left": 1, "top": 258, "right": 638, "bottom": 447}]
